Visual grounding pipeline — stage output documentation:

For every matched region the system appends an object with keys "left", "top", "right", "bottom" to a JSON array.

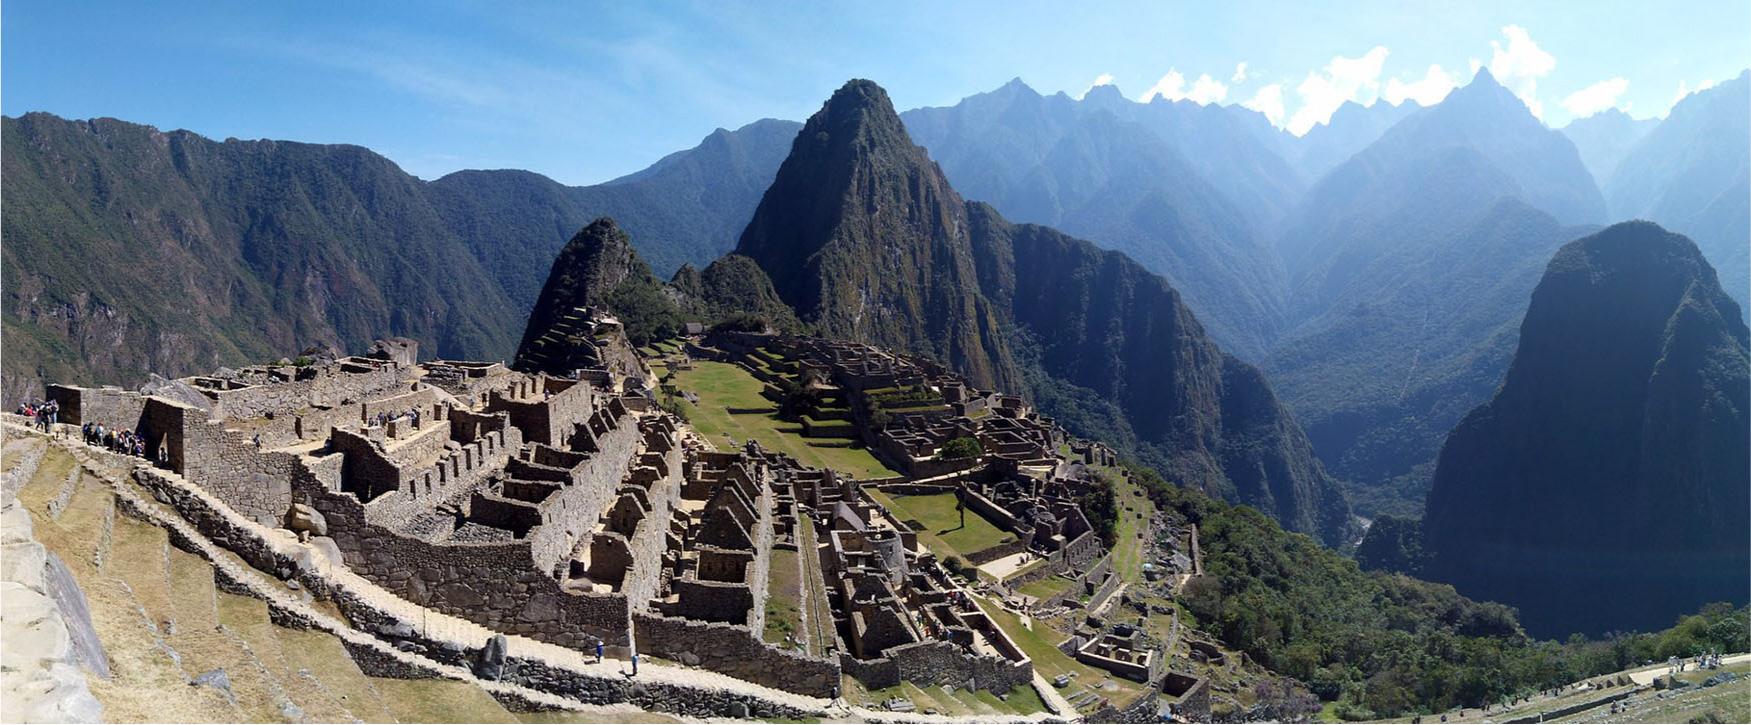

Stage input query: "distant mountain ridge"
[
  {"left": 1261, "top": 70, "right": 1609, "bottom": 514},
  {"left": 1, "top": 112, "right": 798, "bottom": 405},
  {"left": 901, "top": 79, "right": 1296, "bottom": 358},
  {"left": 737, "top": 79, "right": 1355, "bottom": 545}
]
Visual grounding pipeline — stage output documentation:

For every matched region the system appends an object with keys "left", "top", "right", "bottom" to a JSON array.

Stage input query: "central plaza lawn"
[
  {"left": 669, "top": 361, "right": 898, "bottom": 479},
  {"left": 865, "top": 490, "right": 1014, "bottom": 559}
]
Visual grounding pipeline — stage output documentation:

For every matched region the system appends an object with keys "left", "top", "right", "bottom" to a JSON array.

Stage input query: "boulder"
[
  {"left": 473, "top": 634, "right": 508, "bottom": 681},
  {"left": 284, "top": 503, "right": 328, "bottom": 539}
]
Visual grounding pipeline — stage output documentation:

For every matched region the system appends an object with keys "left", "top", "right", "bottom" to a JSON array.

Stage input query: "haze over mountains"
[{"left": 4, "top": 67, "right": 1745, "bottom": 521}]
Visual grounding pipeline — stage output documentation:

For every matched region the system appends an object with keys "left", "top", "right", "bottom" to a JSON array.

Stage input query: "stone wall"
[
  {"left": 115, "top": 457, "right": 825, "bottom": 722},
  {"left": 172, "top": 403, "right": 299, "bottom": 525},
  {"left": 631, "top": 612, "right": 839, "bottom": 698},
  {"left": 46, "top": 385, "right": 145, "bottom": 428},
  {"left": 1088, "top": 688, "right": 1163, "bottom": 724},
  {"left": 202, "top": 360, "right": 407, "bottom": 420},
  {"left": 839, "top": 639, "right": 1032, "bottom": 695}
]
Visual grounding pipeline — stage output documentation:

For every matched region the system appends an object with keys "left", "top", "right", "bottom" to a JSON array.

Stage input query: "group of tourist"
[
  {"left": 370, "top": 407, "right": 422, "bottom": 430},
  {"left": 15, "top": 399, "right": 59, "bottom": 431},
  {"left": 81, "top": 421, "right": 164, "bottom": 462}
]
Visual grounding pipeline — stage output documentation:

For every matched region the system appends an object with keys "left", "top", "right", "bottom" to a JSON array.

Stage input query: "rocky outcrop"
[
  {"left": 1422, "top": 222, "right": 1750, "bottom": 636},
  {"left": 1, "top": 453, "right": 104, "bottom": 723}
]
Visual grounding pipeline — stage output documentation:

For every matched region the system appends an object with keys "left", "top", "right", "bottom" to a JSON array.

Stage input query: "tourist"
[
  {"left": 595, "top": 640, "right": 604, "bottom": 664},
  {"left": 630, "top": 652, "right": 638, "bottom": 676},
  {"left": 254, "top": 433, "right": 263, "bottom": 450}
]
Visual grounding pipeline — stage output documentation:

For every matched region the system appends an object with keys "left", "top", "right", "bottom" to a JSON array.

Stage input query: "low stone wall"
[
  {"left": 632, "top": 613, "right": 839, "bottom": 697},
  {"left": 840, "top": 639, "right": 1032, "bottom": 695},
  {"left": 1089, "top": 688, "right": 1162, "bottom": 724}
]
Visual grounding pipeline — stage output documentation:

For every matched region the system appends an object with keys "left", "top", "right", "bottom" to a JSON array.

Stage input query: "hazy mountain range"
[{"left": 4, "top": 68, "right": 1745, "bottom": 520}]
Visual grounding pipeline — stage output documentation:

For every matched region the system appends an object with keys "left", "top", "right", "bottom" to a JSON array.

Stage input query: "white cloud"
[
  {"left": 1242, "top": 84, "right": 1285, "bottom": 125},
  {"left": 1139, "top": 69, "right": 1229, "bottom": 105},
  {"left": 1670, "top": 78, "right": 1718, "bottom": 111},
  {"left": 1080, "top": 73, "right": 1116, "bottom": 99},
  {"left": 1384, "top": 64, "right": 1461, "bottom": 106},
  {"left": 1486, "top": 25, "right": 1556, "bottom": 118},
  {"left": 1560, "top": 77, "right": 1630, "bottom": 117},
  {"left": 1231, "top": 62, "right": 1248, "bottom": 84},
  {"left": 1285, "top": 46, "right": 1389, "bottom": 135}
]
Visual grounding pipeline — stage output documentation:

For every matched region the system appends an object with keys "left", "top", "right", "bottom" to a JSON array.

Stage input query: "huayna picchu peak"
[{"left": 737, "top": 78, "right": 1356, "bottom": 546}]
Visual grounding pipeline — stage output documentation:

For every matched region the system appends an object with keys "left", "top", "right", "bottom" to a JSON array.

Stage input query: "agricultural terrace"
[{"left": 666, "top": 360, "right": 898, "bottom": 479}]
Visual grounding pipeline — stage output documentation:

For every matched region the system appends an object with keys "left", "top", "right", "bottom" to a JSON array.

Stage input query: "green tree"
[{"left": 938, "top": 436, "right": 982, "bottom": 460}]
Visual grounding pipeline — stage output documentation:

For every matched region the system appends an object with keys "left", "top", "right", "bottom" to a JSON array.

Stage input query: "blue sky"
[{"left": 5, "top": 1, "right": 1747, "bottom": 185}]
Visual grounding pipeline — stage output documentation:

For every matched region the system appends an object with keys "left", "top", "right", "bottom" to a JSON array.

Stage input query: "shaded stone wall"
[
  {"left": 839, "top": 639, "right": 1031, "bottom": 694},
  {"left": 46, "top": 385, "right": 146, "bottom": 427},
  {"left": 631, "top": 612, "right": 839, "bottom": 697},
  {"left": 170, "top": 403, "right": 303, "bottom": 525},
  {"left": 285, "top": 458, "right": 634, "bottom": 647}
]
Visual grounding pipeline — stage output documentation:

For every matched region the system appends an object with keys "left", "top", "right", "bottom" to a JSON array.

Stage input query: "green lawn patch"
[
  {"left": 874, "top": 492, "right": 1013, "bottom": 558},
  {"left": 670, "top": 361, "right": 898, "bottom": 479}
]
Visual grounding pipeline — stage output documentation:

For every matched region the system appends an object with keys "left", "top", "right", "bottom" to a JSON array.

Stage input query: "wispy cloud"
[
  {"left": 1486, "top": 25, "right": 1556, "bottom": 118},
  {"left": 1242, "top": 83, "right": 1285, "bottom": 124},
  {"left": 1286, "top": 46, "right": 1389, "bottom": 135},
  {"left": 1561, "top": 77, "right": 1630, "bottom": 117},
  {"left": 1384, "top": 64, "right": 1461, "bottom": 106},
  {"left": 1231, "top": 62, "right": 1248, "bottom": 84},
  {"left": 1140, "top": 69, "right": 1229, "bottom": 104}
]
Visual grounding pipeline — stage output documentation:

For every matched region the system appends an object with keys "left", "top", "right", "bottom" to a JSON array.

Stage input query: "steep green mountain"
[
  {"left": 666, "top": 254, "right": 800, "bottom": 331},
  {"left": 426, "top": 117, "right": 800, "bottom": 311},
  {"left": 1, "top": 112, "right": 797, "bottom": 405},
  {"left": 1263, "top": 70, "right": 1607, "bottom": 515},
  {"left": 737, "top": 79, "right": 1354, "bottom": 545},
  {"left": 1, "top": 112, "right": 518, "bottom": 405},
  {"left": 1603, "top": 71, "right": 1749, "bottom": 317},
  {"left": 514, "top": 217, "right": 683, "bottom": 369},
  {"left": 735, "top": 80, "right": 1022, "bottom": 392},
  {"left": 1559, "top": 107, "right": 1657, "bottom": 188},
  {"left": 901, "top": 80, "right": 1295, "bottom": 357},
  {"left": 1422, "top": 222, "right": 1749, "bottom": 637}
]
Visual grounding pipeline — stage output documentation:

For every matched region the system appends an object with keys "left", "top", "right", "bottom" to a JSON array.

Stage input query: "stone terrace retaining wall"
[
  {"left": 839, "top": 639, "right": 1032, "bottom": 695},
  {"left": 632, "top": 613, "right": 839, "bottom": 697}
]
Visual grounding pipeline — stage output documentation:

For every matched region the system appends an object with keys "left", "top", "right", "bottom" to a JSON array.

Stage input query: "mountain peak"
[
  {"left": 1082, "top": 83, "right": 1127, "bottom": 105},
  {"left": 1470, "top": 66, "right": 1500, "bottom": 88}
]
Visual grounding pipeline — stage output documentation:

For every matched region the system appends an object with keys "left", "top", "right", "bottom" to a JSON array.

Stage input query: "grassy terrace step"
[
  {"left": 18, "top": 449, "right": 241, "bottom": 722},
  {"left": 669, "top": 361, "right": 897, "bottom": 478},
  {"left": 218, "top": 594, "right": 367, "bottom": 723}
]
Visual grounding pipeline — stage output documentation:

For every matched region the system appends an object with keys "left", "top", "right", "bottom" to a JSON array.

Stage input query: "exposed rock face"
[
  {"left": 515, "top": 218, "right": 680, "bottom": 374},
  {"left": 1, "top": 463, "right": 105, "bottom": 724},
  {"left": 1422, "top": 222, "right": 1750, "bottom": 637},
  {"left": 736, "top": 79, "right": 1354, "bottom": 545},
  {"left": 736, "top": 80, "right": 1020, "bottom": 391}
]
